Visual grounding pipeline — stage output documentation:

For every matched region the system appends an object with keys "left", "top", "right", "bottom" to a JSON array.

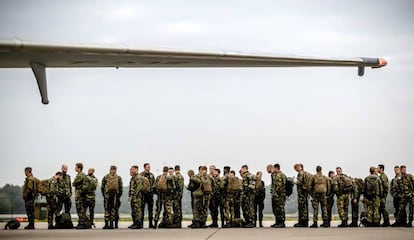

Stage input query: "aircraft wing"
[{"left": 0, "top": 39, "right": 387, "bottom": 104}]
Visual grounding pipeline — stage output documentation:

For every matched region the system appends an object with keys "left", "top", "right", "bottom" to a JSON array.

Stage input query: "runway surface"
[{"left": 1, "top": 221, "right": 413, "bottom": 240}]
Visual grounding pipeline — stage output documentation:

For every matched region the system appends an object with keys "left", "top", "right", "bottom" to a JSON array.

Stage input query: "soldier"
[
  {"left": 22, "top": 167, "right": 36, "bottom": 229},
  {"left": 309, "top": 165, "right": 330, "bottom": 228},
  {"left": 396, "top": 165, "right": 413, "bottom": 227},
  {"left": 72, "top": 162, "right": 88, "bottom": 229},
  {"left": 325, "top": 170, "right": 336, "bottom": 227},
  {"left": 377, "top": 164, "right": 391, "bottom": 227},
  {"left": 362, "top": 166, "right": 382, "bottom": 227},
  {"left": 215, "top": 168, "right": 225, "bottom": 228},
  {"left": 391, "top": 166, "right": 405, "bottom": 227},
  {"left": 186, "top": 169, "right": 197, "bottom": 228},
  {"left": 293, "top": 163, "right": 310, "bottom": 227},
  {"left": 254, "top": 171, "right": 265, "bottom": 227},
  {"left": 189, "top": 166, "right": 211, "bottom": 228},
  {"left": 140, "top": 163, "right": 155, "bottom": 228},
  {"left": 332, "top": 166, "right": 352, "bottom": 227},
  {"left": 230, "top": 170, "right": 242, "bottom": 226},
  {"left": 240, "top": 164, "right": 255, "bottom": 228},
  {"left": 153, "top": 166, "right": 174, "bottom": 228},
  {"left": 348, "top": 177, "right": 363, "bottom": 227},
  {"left": 128, "top": 165, "right": 144, "bottom": 229},
  {"left": 84, "top": 168, "right": 98, "bottom": 228},
  {"left": 46, "top": 172, "right": 63, "bottom": 229},
  {"left": 101, "top": 165, "right": 123, "bottom": 229},
  {"left": 268, "top": 164, "right": 286, "bottom": 228},
  {"left": 60, "top": 164, "right": 72, "bottom": 214},
  {"left": 173, "top": 165, "right": 184, "bottom": 227},
  {"left": 208, "top": 165, "right": 220, "bottom": 228}
]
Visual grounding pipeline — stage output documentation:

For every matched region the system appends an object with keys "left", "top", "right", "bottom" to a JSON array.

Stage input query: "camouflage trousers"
[
  {"left": 398, "top": 196, "right": 413, "bottom": 223},
  {"left": 297, "top": 189, "right": 309, "bottom": 223},
  {"left": 103, "top": 192, "right": 119, "bottom": 221},
  {"left": 311, "top": 193, "right": 328, "bottom": 222},
  {"left": 84, "top": 196, "right": 95, "bottom": 225},
  {"left": 363, "top": 196, "right": 380, "bottom": 223},
  {"left": 254, "top": 195, "right": 264, "bottom": 223},
  {"left": 154, "top": 192, "right": 173, "bottom": 225},
  {"left": 24, "top": 198, "right": 35, "bottom": 224},
  {"left": 224, "top": 193, "right": 236, "bottom": 223},
  {"left": 327, "top": 195, "right": 335, "bottom": 222},
  {"left": 349, "top": 197, "right": 359, "bottom": 224},
  {"left": 336, "top": 194, "right": 350, "bottom": 221},
  {"left": 172, "top": 195, "right": 182, "bottom": 224},
  {"left": 241, "top": 190, "right": 255, "bottom": 223},
  {"left": 379, "top": 196, "right": 390, "bottom": 223},
  {"left": 271, "top": 194, "right": 286, "bottom": 222},
  {"left": 193, "top": 194, "right": 210, "bottom": 223},
  {"left": 46, "top": 196, "right": 60, "bottom": 225},
  {"left": 141, "top": 192, "right": 154, "bottom": 224},
  {"left": 75, "top": 192, "right": 87, "bottom": 224},
  {"left": 209, "top": 194, "right": 220, "bottom": 223},
  {"left": 393, "top": 196, "right": 405, "bottom": 222},
  {"left": 131, "top": 194, "right": 143, "bottom": 224}
]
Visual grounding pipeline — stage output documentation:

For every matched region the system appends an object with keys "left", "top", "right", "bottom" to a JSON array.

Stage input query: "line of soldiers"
[{"left": 22, "top": 162, "right": 413, "bottom": 230}]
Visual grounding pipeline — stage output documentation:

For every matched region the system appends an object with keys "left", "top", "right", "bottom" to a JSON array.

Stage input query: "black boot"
[
  {"left": 259, "top": 220, "right": 263, "bottom": 227},
  {"left": 275, "top": 221, "right": 285, "bottom": 228},
  {"left": 310, "top": 221, "right": 318, "bottom": 228},
  {"left": 405, "top": 221, "right": 412, "bottom": 227},
  {"left": 338, "top": 220, "right": 348, "bottom": 228},
  {"left": 208, "top": 220, "right": 218, "bottom": 228},
  {"left": 153, "top": 220, "right": 158, "bottom": 229},
  {"left": 189, "top": 221, "right": 201, "bottom": 229},
  {"left": 381, "top": 220, "right": 390, "bottom": 227},
  {"left": 149, "top": 220, "right": 154, "bottom": 229},
  {"left": 348, "top": 221, "right": 358, "bottom": 227},
  {"left": 108, "top": 220, "right": 114, "bottom": 229},
  {"left": 114, "top": 220, "right": 118, "bottom": 229},
  {"left": 103, "top": 220, "right": 109, "bottom": 229}
]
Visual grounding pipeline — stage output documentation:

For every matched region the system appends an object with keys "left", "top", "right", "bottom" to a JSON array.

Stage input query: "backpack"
[
  {"left": 340, "top": 175, "right": 353, "bottom": 193},
  {"left": 55, "top": 213, "right": 73, "bottom": 229},
  {"left": 354, "top": 178, "right": 364, "bottom": 194},
  {"left": 140, "top": 176, "right": 150, "bottom": 193},
  {"left": 314, "top": 174, "right": 327, "bottom": 194},
  {"left": 302, "top": 171, "right": 313, "bottom": 191},
  {"left": 286, "top": 177, "right": 294, "bottom": 197},
  {"left": 82, "top": 175, "right": 97, "bottom": 193},
  {"left": 255, "top": 175, "right": 263, "bottom": 190},
  {"left": 201, "top": 174, "right": 212, "bottom": 193},
  {"left": 365, "top": 175, "right": 380, "bottom": 197},
  {"left": 156, "top": 174, "right": 168, "bottom": 192},
  {"left": 228, "top": 175, "right": 241, "bottom": 191},
  {"left": 4, "top": 219, "right": 20, "bottom": 230},
  {"left": 36, "top": 178, "right": 49, "bottom": 196},
  {"left": 106, "top": 174, "right": 119, "bottom": 193}
]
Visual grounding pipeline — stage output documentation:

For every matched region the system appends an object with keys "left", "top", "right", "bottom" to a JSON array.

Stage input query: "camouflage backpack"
[
  {"left": 302, "top": 171, "right": 313, "bottom": 191},
  {"left": 106, "top": 174, "right": 119, "bottom": 193},
  {"left": 365, "top": 175, "right": 380, "bottom": 197},
  {"left": 314, "top": 174, "right": 327, "bottom": 194},
  {"left": 140, "top": 175, "right": 150, "bottom": 193},
  {"left": 82, "top": 175, "right": 97, "bottom": 193},
  {"left": 156, "top": 174, "right": 168, "bottom": 192},
  {"left": 353, "top": 178, "right": 364, "bottom": 194},
  {"left": 228, "top": 175, "right": 241, "bottom": 191},
  {"left": 339, "top": 175, "right": 353, "bottom": 193},
  {"left": 36, "top": 178, "right": 49, "bottom": 196},
  {"left": 285, "top": 177, "right": 294, "bottom": 197},
  {"left": 201, "top": 174, "right": 212, "bottom": 193}
]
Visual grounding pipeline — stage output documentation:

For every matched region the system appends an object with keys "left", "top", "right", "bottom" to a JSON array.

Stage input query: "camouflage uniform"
[
  {"left": 390, "top": 175, "right": 405, "bottom": 225},
  {"left": 140, "top": 170, "right": 155, "bottom": 227},
  {"left": 129, "top": 174, "right": 144, "bottom": 228},
  {"left": 270, "top": 171, "right": 287, "bottom": 227},
  {"left": 326, "top": 177, "right": 335, "bottom": 224},
  {"left": 349, "top": 178, "right": 362, "bottom": 227},
  {"left": 190, "top": 173, "right": 211, "bottom": 228},
  {"left": 254, "top": 180, "right": 265, "bottom": 227},
  {"left": 378, "top": 172, "right": 390, "bottom": 226},
  {"left": 332, "top": 175, "right": 351, "bottom": 223},
  {"left": 309, "top": 172, "right": 330, "bottom": 226},
  {"left": 397, "top": 173, "right": 413, "bottom": 226},
  {"left": 209, "top": 175, "right": 221, "bottom": 227},
  {"left": 46, "top": 176, "right": 62, "bottom": 228},
  {"left": 60, "top": 173, "right": 72, "bottom": 213},
  {"left": 84, "top": 174, "right": 98, "bottom": 227},
  {"left": 101, "top": 174, "right": 123, "bottom": 227},
  {"left": 296, "top": 170, "right": 309, "bottom": 226},
  {"left": 362, "top": 174, "right": 382, "bottom": 226},
  {"left": 173, "top": 172, "right": 184, "bottom": 225},
  {"left": 154, "top": 173, "right": 175, "bottom": 227},
  {"left": 22, "top": 174, "right": 36, "bottom": 228},
  {"left": 241, "top": 171, "right": 256, "bottom": 227},
  {"left": 72, "top": 171, "right": 87, "bottom": 226}
]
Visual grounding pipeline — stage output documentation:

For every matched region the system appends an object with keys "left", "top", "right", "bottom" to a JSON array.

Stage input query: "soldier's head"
[
  {"left": 377, "top": 164, "right": 385, "bottom": 174},
  {"left": 75, "top": 163, "right": 83, "bottom": 173},
  {"left": 187, "top": 169, "right": 195, "bottom": 178},
  {"left": 294, "top": 163, "right": 303, "bottom": 172},
  {"left": 55, "top": 171, "right": 62, "bottom": 180},
  {"left": 400, "top": 165, "right": 407, "bottom": 174},
  {"left": 88, "top": 168, "right": 95, "bottom": 176},
  {"left": 273, "top": 164, "right": 281, "bottom": 173},
  {"left": 240, "top": 164, "right": 248, "bottom": 174},
  {"left": 328, "top": 170, "right": 335, "bottom": 178},
  {"left": 209, "top": 165, "right": 216, "bottom": 175},
  {"left": 144, "top": 163, "right": 151, "bottom": 172},
  {"left": 369, "top": 166, "right": 376, "bottom": 174},
  {"left": 336, "top": 167, "right": 342, "bottom": 176},
  {"left": 130, "top": 165, "right": 138, "bottom": 176},
  {"left": 266, "top": 164, "right": 274, "bottom": 174},
  {"left": 24, "top": 167, "right": 32, "bottom": 176},
  {"left": 174, "top": 165, "right": 181, "bottom": 173},
  {"left": 200, "top": 166, "right": 208, "bottom": 175},
  {"left": 214, "top": 168, "right": 220, "bottom": 177},
  {"left": 61, "top": 164, "right": 68, "bottom": 174},
  {"left": 110, "top": 165, "right": 117, "bottom": 175},
  {"left": 230, "top": 170, "right": 236, "bottom": 177},
  {"left": 168, "top": 167, "right": 174, "bottom": 176},
  {"left": 256, "top": 171, "right": 262, "bottom": 179},
  {"left": 162, "top": 166, "right": 169, "bottom": 173},
  {"left": 316, "top": 165, "right": 322, "bottom": 173},
  {"left": 394, "top": 165, "right": 401, "bottom": 175},
  {"left": 223, "top": 166, "right": 231, "bottom": 175}
]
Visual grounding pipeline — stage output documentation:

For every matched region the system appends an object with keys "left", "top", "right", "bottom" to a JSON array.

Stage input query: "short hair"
[
  {"left": 230, "top": 170, "right": 236, "bottom": 175},
  {"left": 400, "top": 165, "right": 406, "bottom": 169},
  {"left": 224, "top": 166, "right": 231, "bottom": 171},
  {"left": 370, "top": 167, "right": 376, "bottom": 174},
  {"left": 328, "top": 170, "right": 334, "bottom": 176},
  {"left": 144, "top": 163, "right": 150, "bottom": 168},
  {"left": 175, "top": 165, "right": 180, "bottom": 171},
  {"left": 110, "top": 165, "right": 117, "bottom": 170},
  {"left": 215, "top": 168, "right": 221, "bottom": 174},
  {"left": 55, "top": 172, "right": 62, "bottom": 176},
  {"left": 76, "top": 163, "right": 83, "bottom": 170},
  {"left": 394, "top": 165, "right": 400, "bottom": 169},
  {"left": 378, "top": 164, "right": 385, "bottom": 171},
  {"left": 24, "top": 167, "right": 32, "bottom": 173},
  {"left": 241, "top": 164, "right": 248, "bottom": 169},
  {"left": 336, "top": 166, "right": 342, "bottom": 170},
  {"left": 162, "top": 166, "right": 168, "bottom": 172},
  {"left": 200, "top": 166, "right": 207, "bottom": 171},
  {"left": 274, "top": 164, "right": 280, "bottom": 169},
  {"left": 316, "top": 165, "right": 322, "bottom": 172},
  {"left": 131, "top": 165, "right": 138, "bottom": 170}
]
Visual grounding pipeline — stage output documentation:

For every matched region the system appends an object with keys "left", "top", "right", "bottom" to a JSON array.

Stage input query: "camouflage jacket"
[
  {"left": 61, "top": 173, "right": 72, "bottom": 198},
  {"left": 22, "top": 175, "right": 36, "bottom": 201},
  {"left": 270, "top": 172, "right": 286, "bottom": 197},
  {"left": 140, "top": 171, "right": 155, "bottom": 192}
]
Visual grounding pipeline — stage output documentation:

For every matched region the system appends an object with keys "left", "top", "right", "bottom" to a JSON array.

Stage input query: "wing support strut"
[
  {"left": 29, "top": 62, "right": 49, "bottom": 104},
  {"left": 358, "top": 66, "right": 365, "bottom": 77}
]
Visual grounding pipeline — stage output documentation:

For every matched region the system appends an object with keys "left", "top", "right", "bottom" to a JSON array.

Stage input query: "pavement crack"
[{"left": 205, "top": 228, "right": 220, "bottom": 240}]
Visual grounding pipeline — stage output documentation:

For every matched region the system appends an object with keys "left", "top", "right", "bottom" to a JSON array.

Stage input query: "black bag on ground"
[
  {"left": 4, "top": 219, "right": 20, "bottom": 230},
  {"left": 55, "top": 213, "right": 74, "bottom": 229}
]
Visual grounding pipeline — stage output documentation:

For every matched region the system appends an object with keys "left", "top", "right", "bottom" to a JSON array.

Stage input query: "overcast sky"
[{"left": 0, "top": 0, "right": 413, "bottom": 186}]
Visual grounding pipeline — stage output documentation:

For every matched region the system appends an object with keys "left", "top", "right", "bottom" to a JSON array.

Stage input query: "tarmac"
[{"left": 1, "top": 221, "right": 414, "bottom": 240}]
